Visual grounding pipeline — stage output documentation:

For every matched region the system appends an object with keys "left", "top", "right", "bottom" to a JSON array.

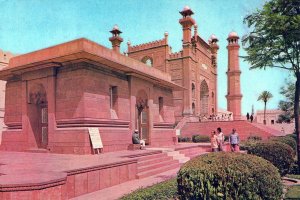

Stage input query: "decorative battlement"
[
  {"left": 169, "top": 51, "right": 183, "bottom": 59},
  {"left": 128, "top": 37, "right": 167, "bottom": 53}
]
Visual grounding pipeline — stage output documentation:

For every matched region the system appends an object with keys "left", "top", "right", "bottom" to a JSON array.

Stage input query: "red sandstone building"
[
  {"left": 0, "top": 6, "right": 241, "bottom": 154},
  {"left": 0, "top": 50, "right": 14, "bottom": 143}
]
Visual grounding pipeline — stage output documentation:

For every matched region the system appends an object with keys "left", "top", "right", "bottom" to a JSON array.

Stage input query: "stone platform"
[
  {"left": 0, "top": 150, "right": 159, "bottom": 199},
  {"left": 0, "top": 143, "right": 217, "bottom": 199}
]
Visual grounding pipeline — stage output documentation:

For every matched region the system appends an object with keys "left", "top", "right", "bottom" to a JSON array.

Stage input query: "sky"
[{"left": 0, "top": 0, "right": 292, "bottom": 115}]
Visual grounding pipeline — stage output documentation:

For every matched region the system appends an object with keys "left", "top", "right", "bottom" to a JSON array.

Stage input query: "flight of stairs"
[
  {"left": 136, "top": 152, "right": 180, "bottom": 179},
  {"left": 176, "top": 145, "right": 210, "bottom": 159},
  {"left": 181, "top": 120, "right": 280, "bottom": 140}
]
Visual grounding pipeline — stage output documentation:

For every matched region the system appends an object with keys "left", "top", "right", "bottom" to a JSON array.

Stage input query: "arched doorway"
[
  {"left": 28, "top": 84, "right": 48, "bottom": 149},
  {"left": 192, "top": 103, "right": 195, "bottom": 115},
  {"left": 136, "top": 90, "right": 149, "bottom": 144},
  {"left": 200, "top": 80, "right": 209, "bottom": 115}
]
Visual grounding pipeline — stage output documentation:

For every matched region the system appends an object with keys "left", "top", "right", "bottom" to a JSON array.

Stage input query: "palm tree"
[{"left": 257, "top": 91, "right": 273, "bottom": 125}]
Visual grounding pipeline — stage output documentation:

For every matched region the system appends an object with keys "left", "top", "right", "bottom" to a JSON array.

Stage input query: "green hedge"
[
  {"left": 177, "top": 152, "right": 283, "bottom": 200},
  {"left": 247, "top": 135, "right": 262, "bottom": 141},
  {"left": 178, "top": 136, "right": 191, "bottom": 143},
  {"left": 121, "top": 178, "right": 177, "bottom": 200},
  {"left": 247, "top": 141, "right": 294, "bottom": 176},
  {"left": 270, "top": 136, "right": 297, "bottom": 153},
  {"left": 192, "top": 134, "right": 210, "bottom": 143},
  {"left": 286, "top": 133, "right": 297, "bottom": 141}
]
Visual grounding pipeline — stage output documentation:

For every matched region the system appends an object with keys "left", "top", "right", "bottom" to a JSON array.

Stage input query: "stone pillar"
[
  {"left": 209, "top": 34, "right": 219, "bottom": 115},
  {"left": 21, "top": 80, "right": 31, "bottom": 148},
  {"left": 179, "top": 6, "right": 195, "bottom": 116},
  {"left": 47, "top": 70, "right": 57, "bottom": 148},
  {"left": 226, "top": 32, "right": 242, "bottom": 120},
  {"left": 147, "top": 99, "right": 153, "bottom": 145}
]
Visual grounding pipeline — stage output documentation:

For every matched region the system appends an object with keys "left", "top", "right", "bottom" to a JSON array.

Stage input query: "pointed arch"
[
  {"left": 141, "top": 56, "right": 153, "bottom": 67},
  {"left": 200, "top": 80, "right": 209, "bottom": 115}
]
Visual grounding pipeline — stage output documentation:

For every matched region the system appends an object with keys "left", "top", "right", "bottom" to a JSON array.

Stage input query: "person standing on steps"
[
  {"left": 250, "top": 114, "right": 254, "bottom": 123},
  {"left": 210, "top": 131, "right": 219, "bottom": 152},
  {"left": 217, "top": 127, "right": 224, "bottom": 151},
  {"left": 246, "top": 112, "right": 250, "bottom": 121},
  {"left": 229, "top": 129, "right": 240, "bottom": 152}
]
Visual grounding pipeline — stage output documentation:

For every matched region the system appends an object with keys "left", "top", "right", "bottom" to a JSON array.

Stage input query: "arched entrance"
[
  {"left": 136, "top": 90, "right": 149, "bottom": 145},
  {"left": 28, "top": 84, "right": 48, "bottom": 149},
  {"left": 200, "top": 80, "right": 209, "bottom": 115}
]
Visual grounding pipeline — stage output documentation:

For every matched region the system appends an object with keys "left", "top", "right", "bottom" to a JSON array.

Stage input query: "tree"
[
  {"left": 257, "top": 91, "right": 273, "bottom": 125},
  {"left": 278, "top": 79, "right": 297, "bottom": 123},
  {"left": 242, "top": 0, "right": 300, "bottom": 167}
]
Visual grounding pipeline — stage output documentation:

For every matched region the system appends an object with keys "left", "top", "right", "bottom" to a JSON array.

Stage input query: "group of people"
[
  {"left": 246, "top": 112, "right": 254, "bottom": 123},
  {"left": 210, "top": 127, "right": 240, "bottom": 152}
]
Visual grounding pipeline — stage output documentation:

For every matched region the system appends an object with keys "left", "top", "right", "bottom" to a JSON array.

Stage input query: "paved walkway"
[{"left": 71, "top": 168, "right": 180, "bottom": 200}]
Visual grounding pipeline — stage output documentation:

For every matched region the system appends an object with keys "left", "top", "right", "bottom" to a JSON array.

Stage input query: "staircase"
[
  {"left": 181, "top": 120, "right": 277, "bottom": 140},
  {"left": 136, "top": 152, "right": 180, "bottom": 179},
  {"left": 176, "top": 145, "right": 211, "bottom": 159}
]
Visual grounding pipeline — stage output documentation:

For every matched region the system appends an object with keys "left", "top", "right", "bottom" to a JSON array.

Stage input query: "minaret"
[
  {"left": 179, "top": 6, "right": 195, "bottom": 46},
  {"left": 226, "top": 31, "right": 242, "bottom": 120},
  {"left": 209, "top": 34, "right": 219, "bottom": 115},
  {"left": 109, "top": 25, "right": 123, "bottom": 53},
  {"left": 179, "top": 6, "right": 196, "bottom": 116}
]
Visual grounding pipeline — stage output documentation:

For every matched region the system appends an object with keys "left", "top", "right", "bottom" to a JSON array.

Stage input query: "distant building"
[
  {"left": 255, "top": 109, "right": 283, "bottom": 125},
  {"left": 0, "top": 50, "right": 14, "bottom": 139}
]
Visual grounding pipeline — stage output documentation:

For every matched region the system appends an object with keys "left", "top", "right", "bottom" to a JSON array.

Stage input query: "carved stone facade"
[
  {"left": 0, "top": 38, "right": 181, "bottom": 154},
  {"left": 128, "top": 6, "right": 219, "bottom": 122}
]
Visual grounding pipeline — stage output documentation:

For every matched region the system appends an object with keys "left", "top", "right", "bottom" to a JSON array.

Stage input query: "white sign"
[
  {"left": 88, "top": 128, "right": 103, "bottom": 149},
  {"left": 176, "top": 129, "right": 181, "bottom": 136}
]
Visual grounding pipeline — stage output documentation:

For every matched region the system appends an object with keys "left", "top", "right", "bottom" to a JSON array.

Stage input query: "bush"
[
  {"left": 289, "top": 162, "right": 300, "bottom": 174},
  {"left": 121, "top": 178, "right": 177, "bottom": 200},
  {"left": 239, "top": 139, "right": 260, "bottom": 151},
  {"left": 270, "top": 136, "right": 297, "bottom": 153},
  {"left": 177, "top": 152, "right": 283, "bottom": 200},
  {"left": 247, "top": 135, "right": 262, "bottom": 141},
  {"left": 247, "top": 141, "right": 294, "bottom": 176},
  {"left": 286, "top": 133, "right": 297, "bottom": 142},
  {"left": 192, "top": 134, "right": 210, "bottom": 143},
  {"left": 178, "top": 136, "right": 191, "bottom": 143}
]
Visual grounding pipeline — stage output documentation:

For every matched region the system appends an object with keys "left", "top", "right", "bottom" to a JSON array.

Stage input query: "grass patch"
[
  {"left": 120, "top": 178, "right": 177, "bottom": 200},
  {"left": 285, "top": 185, "right": 300, "bottom": 199},
  {"left": 286, "top": 174, "right": 300, "bottom": 180}
]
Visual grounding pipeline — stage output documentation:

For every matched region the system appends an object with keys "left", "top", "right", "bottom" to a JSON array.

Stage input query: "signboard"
[
  {"left": 176, "top": 129, "right": 181, "bottom": 136},
  {"left": 88, "top": 128, "right": 103, "bottom": 149}
]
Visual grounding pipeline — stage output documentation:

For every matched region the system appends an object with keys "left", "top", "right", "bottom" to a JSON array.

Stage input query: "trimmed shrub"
[
  {"left": 270, "top": 136, "right": 297, "bottom": 153},
  {"left": 286, "top": 133, "right": 297, "bottom": 142},
  {"left": 177, "top": 152, "right": 283, "bottom": 200},
  {"left": 121, "top": 178, "right": 177, "bottom": 200},
  {"left": 178, "top": 136, "right": 191, "bottom": 143},
  {"left": 247, "top": 141, "right": 294, "bottom": 176},
  {"left": 289, "top": 162, "right": 300, "bottom": 174},
  {"left": 239, "top": 139, "right": 260, "bottom": 151},
  {"left": 247, "top": 135, "right": 262, "bottom": 141},
  {"left": 192, "top": 134, "right": 210, "bottom": 143}
]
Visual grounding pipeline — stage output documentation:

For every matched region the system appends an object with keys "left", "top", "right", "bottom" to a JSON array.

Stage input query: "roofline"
[{"left": 1, "top": 38, "right": 184, "bottom": 91}]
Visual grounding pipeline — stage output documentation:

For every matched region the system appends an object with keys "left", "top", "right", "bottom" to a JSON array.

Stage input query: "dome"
[
  {"left": 210, "top": 34, "right": 218, "bottom": 40},
  {"left": 112, "top": 24, "right": 119, "bottom": 31},
  {"left": 228, "top": 31, "right": 239, "bottom": 38},
  {"left": 183, "top": 5, "right": 191, "bottom": 11}
]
